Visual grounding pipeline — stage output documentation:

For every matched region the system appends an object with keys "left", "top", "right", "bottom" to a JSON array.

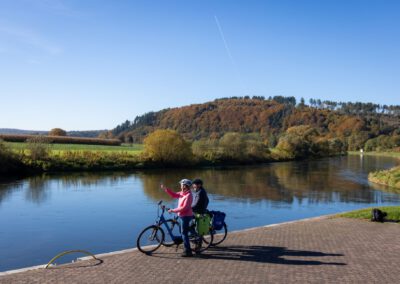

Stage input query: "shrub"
[
  {"left": 219, "top": 132, "right": 246, "bottom": 161},
  {"left": 142, "top": 129, "right": 193, "bottom": 165},
  {"left": 26, "top": 136, "right": 50, "bottom": 160},
  {"left": 192, "top": 138, "right": 221, "bottom": 162},
  {"left": 0, "top": 139, "right": 24, "bottom": 174}
]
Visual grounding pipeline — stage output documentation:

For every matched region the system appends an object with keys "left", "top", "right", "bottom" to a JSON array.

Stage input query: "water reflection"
[
  {"left": 0, "top": 180, "right": 23, "bottom": 205},
  {"left": 0, "top": 156, "right": 399, "bottom": 206},
  {"left": 0, "top": 172, "right": 135, "bottom": 205},
  {"left": 139, "top": 157, "right": 400, "bottom": 205}
]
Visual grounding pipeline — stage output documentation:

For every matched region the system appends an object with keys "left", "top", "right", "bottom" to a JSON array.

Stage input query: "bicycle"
[{"left": 136, "top": 200, "right": 214, "bottom": 254}]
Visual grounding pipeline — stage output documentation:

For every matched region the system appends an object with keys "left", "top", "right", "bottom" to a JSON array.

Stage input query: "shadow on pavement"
[{"left": 198, "top": 245, "right": 346, "bottom": 266}]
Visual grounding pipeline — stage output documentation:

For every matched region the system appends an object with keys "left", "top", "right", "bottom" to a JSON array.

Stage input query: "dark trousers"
[{"left": 180, "top": 216, "right": 193, "bottom": 252}]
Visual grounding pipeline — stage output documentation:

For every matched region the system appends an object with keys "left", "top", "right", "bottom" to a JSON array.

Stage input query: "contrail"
[{"left": 214, "top": 15, "right": 247, "bottom": 94}]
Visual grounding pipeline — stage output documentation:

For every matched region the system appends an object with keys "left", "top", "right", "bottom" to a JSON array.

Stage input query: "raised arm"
[{"left": 161, "top": 184, "right": 180, "bottom": 199}]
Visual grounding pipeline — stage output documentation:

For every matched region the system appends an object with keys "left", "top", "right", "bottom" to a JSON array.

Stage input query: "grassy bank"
[
  {"left": 338, "top": 206, "right": 400, "bottom": 222},
  {"left": 0, "top": 134, "right": 345, "bottom": 175},
  {"left": 348, "top": 151, "right": 400, "bottom": 189},
  {"left": 1, "top": 142, "right": 143, "bottom": 174},
  {"left": 368, "top": 166, "right": 400, "bottom": 189}
]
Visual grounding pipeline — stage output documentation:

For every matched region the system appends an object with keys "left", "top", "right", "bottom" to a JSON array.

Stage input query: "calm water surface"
[{"left": 1, "top": 155, "right": 400, "bottom": 271}]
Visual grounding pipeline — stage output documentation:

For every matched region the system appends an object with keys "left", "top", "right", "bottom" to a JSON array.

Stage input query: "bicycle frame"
[{"left": 155, "top": 202, "right": 181, "bottom": 241}]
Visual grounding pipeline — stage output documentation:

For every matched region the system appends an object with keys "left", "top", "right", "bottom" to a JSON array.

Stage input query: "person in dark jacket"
[{"left": 191, "top": 178, "right": 209, "bottom": 214}]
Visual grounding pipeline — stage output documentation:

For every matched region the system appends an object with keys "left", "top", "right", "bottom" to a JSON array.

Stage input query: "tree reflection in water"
[
  {"left": 0, "top": 155, "right": 399, "bottom": 206},
  {"left": 139, "top": 156, "right": 400, "bottom": 204}
]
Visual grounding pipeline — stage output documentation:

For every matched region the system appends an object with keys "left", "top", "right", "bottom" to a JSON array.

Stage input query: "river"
[{"left": 1, "top": 155, "right": 399, "bottom": 271}]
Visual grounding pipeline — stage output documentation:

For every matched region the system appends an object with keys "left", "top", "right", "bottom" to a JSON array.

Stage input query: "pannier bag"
[
  {"left": 195, "top": 213, "right": 211, "bottom": 236},
  {"left": 210, "top": 210, "right": 226, "bottom": 230}
]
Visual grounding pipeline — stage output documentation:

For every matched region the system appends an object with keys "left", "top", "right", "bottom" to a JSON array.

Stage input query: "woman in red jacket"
[{"left": 162, "top": 179, "right": 194, "bottom": 257}]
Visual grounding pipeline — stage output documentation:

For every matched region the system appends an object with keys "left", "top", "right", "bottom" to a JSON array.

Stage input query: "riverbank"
[
  {"left": 349, "top": 151, "right": 400, "bottom": 189},
  {"left": 1, "top": 216, "right": 399, "bottom": 283},
  {"left": 348, "top": 150, "right": 400, "bottom": 158},
  {"left": 338, "top": 206, "right": 400, "bottom": 221},
  {"left": 368, "top": 166, "right": 400, "bottom": 189},
  {"left": 0, "top": 140, "right": 345, "bottom": 176}
]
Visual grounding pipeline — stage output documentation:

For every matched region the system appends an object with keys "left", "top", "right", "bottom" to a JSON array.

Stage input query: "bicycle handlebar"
[{"left": 159, "top": 204, "right": 171, "bottom": 212}]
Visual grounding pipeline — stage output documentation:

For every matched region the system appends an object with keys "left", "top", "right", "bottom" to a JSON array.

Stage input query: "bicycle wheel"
[
  {"left": 136, "top": 225, "right": 164, "bottom": 254},
  {"left": 208, "top": 222, "right": 227, "bottom": 246},
  {"left": 162, "top": 219, "right": 181, "bottom": 247},
  {"left": 190, "top": 230, "right": 213, "bottom": 253}
]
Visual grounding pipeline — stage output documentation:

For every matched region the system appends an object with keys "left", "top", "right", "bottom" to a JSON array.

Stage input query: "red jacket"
[{"left": 165, "top": 188, "right": 193, "bottom": 217}]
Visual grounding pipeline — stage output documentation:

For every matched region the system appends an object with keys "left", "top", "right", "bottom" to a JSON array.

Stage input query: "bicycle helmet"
[{"left": 179, "top": 179, "right": 192, "bottom": 187}]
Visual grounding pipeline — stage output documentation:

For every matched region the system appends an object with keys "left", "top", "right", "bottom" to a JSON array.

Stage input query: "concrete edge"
[
  {"left": 0, "top": 213, "right": 337, "bottom": 276},
  {"left": 0, "top": 265, "right": 45, "bottom": 276},
  {"left": 229, "top": 214, "right": 334, "bottom": 234}
]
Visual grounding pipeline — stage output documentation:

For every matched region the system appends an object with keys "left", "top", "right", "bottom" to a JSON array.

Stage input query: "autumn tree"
[
  {"left": 142, "top": 129, "right": 193, "bottom": 165},
  {"left": 276, "top": 125, "right": 320, "bottom": 158},
  {"left": 98, "top": 131, "right": 114, "bottom": 139},
  {"left": 49, "top": 128, "right": 67, "bottom": 136}
]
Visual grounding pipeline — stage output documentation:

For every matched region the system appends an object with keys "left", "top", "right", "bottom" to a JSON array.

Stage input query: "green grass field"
[
  {"left": 338, "top": 206, "right": 400, "bottom": 222},
  {"left": 5, "top": 142, "right": 143, "bottom": 155}
]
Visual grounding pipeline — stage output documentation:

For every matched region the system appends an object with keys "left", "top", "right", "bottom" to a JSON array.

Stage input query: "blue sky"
[{"left": 1, "top": 0, "right": 399, "bottom": 131}]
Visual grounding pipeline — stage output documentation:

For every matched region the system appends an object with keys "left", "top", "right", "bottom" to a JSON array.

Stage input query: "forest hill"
[{"left": 111, "top": 97, "right": 400, "bottom": 152}]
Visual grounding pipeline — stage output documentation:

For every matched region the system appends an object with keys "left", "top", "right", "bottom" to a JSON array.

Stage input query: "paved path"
[{"left": 1, "top": 217, "right": 400, "bottom": 283}]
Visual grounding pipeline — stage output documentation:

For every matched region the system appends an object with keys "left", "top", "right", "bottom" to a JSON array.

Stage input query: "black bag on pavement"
[{"left": 371, "top": 208, "right": 387, "bottom": 222}]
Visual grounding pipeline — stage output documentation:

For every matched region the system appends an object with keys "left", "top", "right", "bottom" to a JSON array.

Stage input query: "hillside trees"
[
  {"left": 111, "top": 97, "right": 400, "bottom": 151},
  {"left": 276, "top": 125, "right": 345, "bottom": 158},
  {"left": 364, "top": 135, "right": 400, "bottom": 151}
]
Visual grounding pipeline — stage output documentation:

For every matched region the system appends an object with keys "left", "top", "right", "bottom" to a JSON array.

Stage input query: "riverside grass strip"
[
  {"left": 337, "top": 206, "right": 400, "bottom": 221},
  {"left": 0, "top": 134, "right": 121, "bottom": 146},
  {"left": 6, "top": 142, "right": 143, "bottom": 155}
]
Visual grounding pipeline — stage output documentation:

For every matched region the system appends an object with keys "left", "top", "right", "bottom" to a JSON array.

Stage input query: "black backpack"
[{"left": 371, "top": 208, "right": 387, "bottom": 222}]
